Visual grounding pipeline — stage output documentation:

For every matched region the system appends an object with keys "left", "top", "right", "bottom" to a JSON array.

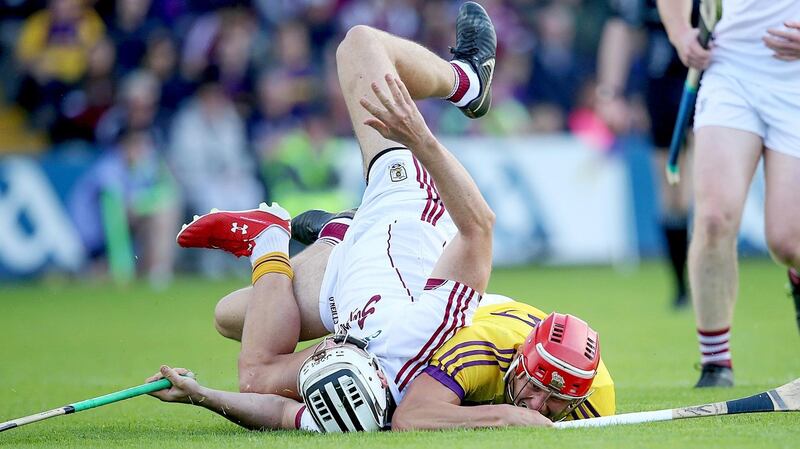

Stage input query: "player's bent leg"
[
  {"left": 213, "top": 241, "right": 336, "bottom": 342},
  {"left": 176, "top": 202, "right": 314, "bottom": 397},
  {"left": 654, "top": 149, "right": 692, "bottom": 308},
  {"left": 336, "top": 25, "right": 454, "bottom": 173},
  {"left": 336, "top": 3, "right": 495, "bottom": 174}
]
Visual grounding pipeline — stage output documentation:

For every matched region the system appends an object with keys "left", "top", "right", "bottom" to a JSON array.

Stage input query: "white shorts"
[
  {"left": 318, "top": 149, "right": 480, "bottom": 401},
  {"left": 694, "top": 71, "right": 800, "bottom": 158}
]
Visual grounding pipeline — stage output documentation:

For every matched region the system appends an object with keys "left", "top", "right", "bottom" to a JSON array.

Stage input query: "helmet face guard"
[
  {"left": 503, "top": 312, "right": 600, "bottom": 422},
  {"left": 504, "top": 355, "right": 593, "bottom": 422},
  {"left": 298, "top": 334, "right": 391, "bottom": 433}
]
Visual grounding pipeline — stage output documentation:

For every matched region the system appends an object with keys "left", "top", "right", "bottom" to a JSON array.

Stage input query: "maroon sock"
[
  {"left": 317, "top": 219, "right": 351, "bottom": 246},
  {"left": 445, "top": 62, "right": 471, "bottom": 103}
]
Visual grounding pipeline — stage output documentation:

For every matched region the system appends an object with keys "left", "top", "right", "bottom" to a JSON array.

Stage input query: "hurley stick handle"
[{"left": 0, "top": 378, "right": 173, "bottom": 433}]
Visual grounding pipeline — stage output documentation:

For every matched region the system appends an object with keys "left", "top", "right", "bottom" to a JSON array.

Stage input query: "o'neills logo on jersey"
[
  {"left": 348, "top": 294, "right": 382, "bottom": 329},
  {"left": 328, "top": 296, "right": 339, "bottom": 326},
  {"left": 389, "top": 163, "right": 407, "bottom": 182}
]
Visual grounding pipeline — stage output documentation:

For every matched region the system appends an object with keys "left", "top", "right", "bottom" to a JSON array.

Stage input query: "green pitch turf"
[{"left": 2, "top": 259, "right": 798, "bottom": 448}]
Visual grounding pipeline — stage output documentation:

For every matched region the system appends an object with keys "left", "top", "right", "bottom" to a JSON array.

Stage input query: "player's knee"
[
  {"left": 337, "top": 25, "right": 378, "bottom": 62},
  {"left": 693, "top": 209, "right": 737, "bottom": 244},
  {"left": 766, "top": 231, "right": 800, "bottom": 267},
  {"left": 214, "top": 299, "right": 241, "bottom": 340}
]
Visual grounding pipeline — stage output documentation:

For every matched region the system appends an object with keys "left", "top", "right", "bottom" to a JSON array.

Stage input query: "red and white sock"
[
  {"left": 444, "top": 60, "right": 480, "bottom": 107},
  {"left": 698, "top": 327, "right": 732, "bottom": 368},
  {"left": 317, "top": 217, "right": 352, "bottom": 246}
]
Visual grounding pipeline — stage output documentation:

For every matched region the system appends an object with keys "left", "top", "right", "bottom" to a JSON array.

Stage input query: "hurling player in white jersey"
[
  {"left": 658, "top": 0, "right": 800, "bottom": 387},
  {"left": 144, "top": 3, "right": 556, "bottom": 432}
]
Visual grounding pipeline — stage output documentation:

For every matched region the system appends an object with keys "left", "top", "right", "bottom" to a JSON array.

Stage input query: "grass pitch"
[{"left": 2, "top": 259, "right": 798, "bottom": 448}]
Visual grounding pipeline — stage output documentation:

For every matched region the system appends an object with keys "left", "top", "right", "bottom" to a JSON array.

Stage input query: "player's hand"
[
  {"left": 674, "top": 28, "right": 712, "bottom": 70},
  {"left": 595, "top": 96, "right": 630, "bottom": 134},
  {"left": 146, "top": 365, "right": 201, "bottom": 404},
  {"left": 359, "top": 74, "right": 435, "bottom": 150},
  {"left": 498, "top": 404, "right": 554, "bottom": 427},
  {"left": 764, "top": 21, "right": 800, "bottom": 61}
]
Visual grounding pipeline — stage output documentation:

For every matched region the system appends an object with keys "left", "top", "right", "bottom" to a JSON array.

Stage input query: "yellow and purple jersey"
[{"left": 423, "top": 296, "right": 615, "bottom": 420}]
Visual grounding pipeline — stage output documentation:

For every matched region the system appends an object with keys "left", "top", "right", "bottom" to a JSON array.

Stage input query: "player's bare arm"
[
  {"left": 360, "top": 75, "right": 495, "bottom": 293},
  {"left": 764, "top": 21, "right": 800, "bottom": 61},
  {"left": 392, "top": 372, "right": 551, "bottom": 430},
  {"left": 657, "top": 0, "right": 712, "bottom": 69},
  {"left": 595, "top": 18, "right": 637, "bottom": 133},
  {"left": 147, "top": 366, "right": 303, "bottom": 431}
]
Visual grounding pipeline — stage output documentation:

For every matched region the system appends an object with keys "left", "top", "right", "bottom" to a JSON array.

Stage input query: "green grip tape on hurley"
[{"left": 70, "top": 378, "right": 172, "bottom": 412}]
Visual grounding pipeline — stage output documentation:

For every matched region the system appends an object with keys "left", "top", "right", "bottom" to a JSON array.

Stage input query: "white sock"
[{"left": 249, "top": 226, "right": 290, "bottom": 267}]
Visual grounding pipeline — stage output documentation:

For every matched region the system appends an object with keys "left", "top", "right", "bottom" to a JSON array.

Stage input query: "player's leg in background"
[
  {"left": 653, "top": 147, "right": 692, "bottom": 308},
  {"left": 762, "top": 148, "right": 800, "bottom": 333},
  {"left": 645, "top": 63, "right": 692, "bottom": 309},
  {"left": 689, "top": 126, "right": 761, "bottom": 387}
]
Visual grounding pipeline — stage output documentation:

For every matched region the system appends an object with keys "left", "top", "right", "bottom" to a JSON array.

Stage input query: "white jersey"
[
  {"left": 708, "top": 0, "right": 800, "bottom": 90},
  {"left": 318, "top": 149, "right": 481, "bottom": 403}
]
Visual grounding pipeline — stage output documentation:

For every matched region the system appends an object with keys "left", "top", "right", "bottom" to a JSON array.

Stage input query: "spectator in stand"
[
  {"left": 95, "top": 69, "right": 165, "bottom": 148},
  {"left": 56, "top": 37, "right": 117, "bottom": 142},
  {"left": 270, "top": 20, "right": 321, "bottom": 118},
  {"left": 168, "top": 65, "right": 262, "bottom": 277},
  {"left": 15, "top": 0, "right": 105, "bottom": 135},
  {"left": 68, "top": 126, "right": 181, "bottom": 287},
  {"left": 214, "top": 9, "right": 258, "bottom": 119},
  {"left": 249, "top": 69, "right": 303, "bottom": 166},
  {"left": 526, "top": 1, "right": 588, "bottom": 131},
  {"left": 107, "top": 0, "right": 160, "bottom": 76},
  {"left": 141, "top": 29, "right": 193, "bottom": 118}
]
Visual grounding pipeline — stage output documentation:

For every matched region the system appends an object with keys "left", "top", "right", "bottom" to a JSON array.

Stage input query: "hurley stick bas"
[
  {"left": 0, "top": 378, "right": 172, "bottom": 433},
  {"left": 665, "top": 0, "right": 722, "bottom": 185},
  {"left": 555, "top": 377, "right": 800, "bottom": 429}
]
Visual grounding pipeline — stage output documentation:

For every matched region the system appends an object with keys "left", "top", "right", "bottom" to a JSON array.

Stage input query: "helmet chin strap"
[{"left": 503, "top": 355, "right": 521, "bottom": 405}]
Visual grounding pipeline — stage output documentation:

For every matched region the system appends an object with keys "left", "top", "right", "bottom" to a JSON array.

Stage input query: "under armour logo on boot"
[{"left": 231, "top": 223, "right": 248, "bottom": 234}]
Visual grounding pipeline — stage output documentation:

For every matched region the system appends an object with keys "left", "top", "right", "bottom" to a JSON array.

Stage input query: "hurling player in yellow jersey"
[{"left": 392, "top": 295, "right": 615, "bottom": 429}]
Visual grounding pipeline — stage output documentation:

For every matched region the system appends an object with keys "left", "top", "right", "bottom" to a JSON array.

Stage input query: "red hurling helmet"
[{"left": 505, "top": 312, "right": 600, "bottom": 420}]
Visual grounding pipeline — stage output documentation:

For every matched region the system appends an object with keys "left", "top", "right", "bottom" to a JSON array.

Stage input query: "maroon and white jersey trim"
[
  {"left": 394, "top": 281, "right": 479, "bottom": 391},
  {"left": 413, "top": 157, "right": 446, "bottom": 226}
]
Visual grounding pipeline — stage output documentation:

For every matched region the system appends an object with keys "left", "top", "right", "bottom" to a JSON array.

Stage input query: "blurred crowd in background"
[{"left": 0, "top": 0, "right": 654, "bottom": 284}]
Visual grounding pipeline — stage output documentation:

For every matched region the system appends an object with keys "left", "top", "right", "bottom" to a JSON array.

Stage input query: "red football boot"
[{"left": 176, "top": 202, "right": 291, "bottom": 257}]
